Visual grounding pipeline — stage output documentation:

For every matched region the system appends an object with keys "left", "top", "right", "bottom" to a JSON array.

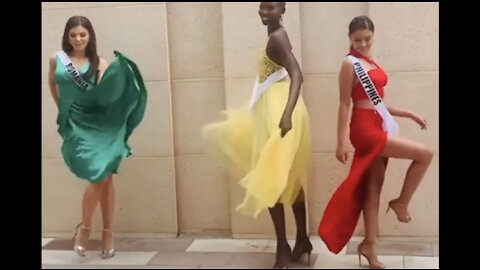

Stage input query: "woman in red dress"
[{"left": 318, "top": 16, "right": 433, "bottom": 269}]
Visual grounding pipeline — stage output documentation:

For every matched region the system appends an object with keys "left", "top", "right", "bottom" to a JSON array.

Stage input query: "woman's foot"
[
  {"left": 101, "top": 229, "right": 116, "bottom": 259},
  {"left": 290, "top": 237, "right": 313, "bottom": 265},
  {"left": 73, "top": 223, "right": 90, "bottom": 257},
  {"left": 273, "top": 241, "right": 291, "bottom": 269},
  {"left": 357, "top": 240, "right": 385, "bottom": 269},
  {"left": 387, "top": 199, "right": 412, "bottom": 223}
]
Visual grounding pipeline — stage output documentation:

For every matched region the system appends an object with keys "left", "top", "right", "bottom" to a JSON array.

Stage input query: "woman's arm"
[
  {"left": 48, "top": 54, "right": 59, "bottom": 106},
  {"left": 269, "top": 30, "right": 303, "bottom": 137},
  {"left": 336, "top": 59, "right": 355, "bottom": 163}
]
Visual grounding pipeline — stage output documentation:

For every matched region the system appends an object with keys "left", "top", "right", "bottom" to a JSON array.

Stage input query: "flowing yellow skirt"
[{"left": 202, "top": 80, "right": 311, "bottom": 218}]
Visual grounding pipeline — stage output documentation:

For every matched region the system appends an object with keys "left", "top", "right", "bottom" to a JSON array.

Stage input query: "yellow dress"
[{"left": 202, "top": 48, "right": 311, "bottom": 218}]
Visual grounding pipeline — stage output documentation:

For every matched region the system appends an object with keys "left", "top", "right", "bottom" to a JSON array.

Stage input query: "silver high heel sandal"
[
  {"left": 101, "top": 228, "right": 116, "bottom": 259},
  {"left": 73, "top": 223, "right": 90, "bottom": 257}
]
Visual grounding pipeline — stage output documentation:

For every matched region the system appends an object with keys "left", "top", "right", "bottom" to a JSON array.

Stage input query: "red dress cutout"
[{"left": 318, "top": 48, "right": 389, "bottom": 254}]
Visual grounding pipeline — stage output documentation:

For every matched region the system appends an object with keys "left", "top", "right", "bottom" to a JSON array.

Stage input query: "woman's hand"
[
  {"left": 335, "top": 145, "right": 348, "bottom": 164},
  {"left": 410, "top": 113, "right": 428, "bottom": 130},
  {"left": 279, "top": 114, "right": 293, "bottom": 138}
]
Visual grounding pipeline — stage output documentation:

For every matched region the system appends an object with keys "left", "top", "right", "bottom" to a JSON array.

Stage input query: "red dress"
[{"left": 318, "top": 49, "right": 389, "bottom": 254}]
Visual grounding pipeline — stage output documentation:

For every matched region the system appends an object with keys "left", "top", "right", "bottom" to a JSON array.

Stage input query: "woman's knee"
[{"left": 418, "top": 147, "right": 433, "bottom": 163}]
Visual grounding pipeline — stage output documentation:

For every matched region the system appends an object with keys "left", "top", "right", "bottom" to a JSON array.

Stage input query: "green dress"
[{"left": 54, "top": 51, "right": 147, "bottom": 182}]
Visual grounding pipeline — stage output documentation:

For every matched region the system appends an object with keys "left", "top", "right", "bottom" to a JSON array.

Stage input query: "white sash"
[
  {"left": 346, "top": 55, "right": 399, "bottom": 134},
  {"left": 56, "top": 50, "right": 90, "bottom": 90},
  {"left": 249, "top": 68, "right": 288, "bottom": 111}
]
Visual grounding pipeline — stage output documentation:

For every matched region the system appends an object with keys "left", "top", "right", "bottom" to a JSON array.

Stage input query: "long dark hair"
[
  {"left": 348, "top": 15, "right": 375, "bottom": 37},
  {"left": 62, "top": 16, "right": 99, "bottom": 79}
]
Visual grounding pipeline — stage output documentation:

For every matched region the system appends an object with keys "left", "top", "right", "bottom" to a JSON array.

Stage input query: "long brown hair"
[{"left": 62, "top": 16, "right": 99, "bottom": 80}]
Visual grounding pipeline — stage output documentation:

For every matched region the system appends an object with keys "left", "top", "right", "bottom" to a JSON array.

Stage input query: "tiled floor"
[{"left": 42, "top": 236, "right": 439, "bottom": 269}]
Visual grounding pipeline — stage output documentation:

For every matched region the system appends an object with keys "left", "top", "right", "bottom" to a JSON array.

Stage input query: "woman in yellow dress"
[{"left": 203, "top": 2, "right": 311, "bottom": 268}]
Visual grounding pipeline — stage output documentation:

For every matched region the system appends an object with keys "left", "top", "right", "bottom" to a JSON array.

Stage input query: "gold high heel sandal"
[
  {"left": 387, "top": 199, "right": 412, "bottom": 223},
  {"left": 357, "top": 241, "right": 385, "bottom": 269},
  {"left": 101, "top": 228, "right": 116, "bottom": 259},
  {"left": 73, "top": 223, "right": 90, "bottom": 257}
]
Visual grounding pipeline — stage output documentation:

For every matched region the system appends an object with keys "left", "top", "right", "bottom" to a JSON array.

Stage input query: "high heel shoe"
[
  {"left": 72, "top": 223, "right": 90, "bottom": 257},
  {"left": 101, "top": 228, "right": 116, "bottom": 259},
  {"left": 387, "top": 199, "right": 412, "bottom": 223},
  {"left": 290, "top": 238, "right": 313, "bottom": 265},
  {"left": 273, "top": 242, "right": 291, "bottom": 269},
  {"left": 357, "top": 241, "right": 385, "bottom": 269}
]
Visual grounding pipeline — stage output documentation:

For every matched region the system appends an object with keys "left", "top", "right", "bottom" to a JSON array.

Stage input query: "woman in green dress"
[{"left": 47, "top": 15, "right": 147, "bottom": 259}]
